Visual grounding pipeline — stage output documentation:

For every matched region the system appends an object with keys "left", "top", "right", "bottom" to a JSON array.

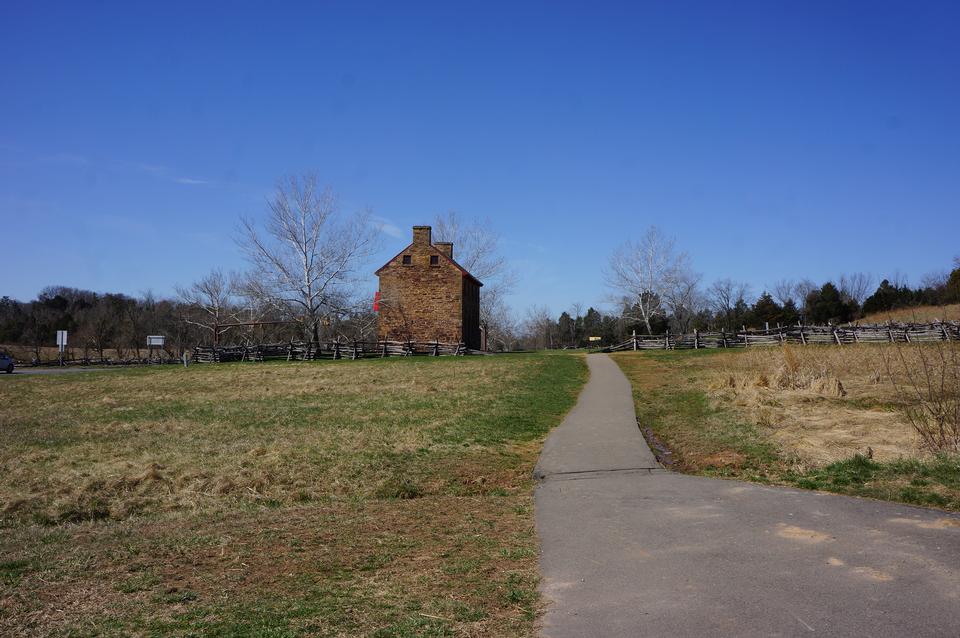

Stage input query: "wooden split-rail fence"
[
  {"left": 604, "top": 322, "right": 960, "bottom": 352},
  {"left": 192, "top": 339, "right": 473, "bottom": 363}
]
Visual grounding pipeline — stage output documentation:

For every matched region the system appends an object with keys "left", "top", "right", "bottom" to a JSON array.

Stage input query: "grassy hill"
[{"left": 860, "top": 303, "right": 960, "bottom": 324}]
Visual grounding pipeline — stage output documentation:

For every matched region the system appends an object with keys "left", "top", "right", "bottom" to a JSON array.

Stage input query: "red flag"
[{"left": 373, "top": 291, "right": 381, "bottom": 312}]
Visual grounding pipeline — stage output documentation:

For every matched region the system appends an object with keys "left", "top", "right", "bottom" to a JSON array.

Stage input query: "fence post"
[
  {"left": 632, "top": 329, "right": 637, "bottom": 351},
  {"left": 694, "top": 329, "right": 700, "bottom": 349}
]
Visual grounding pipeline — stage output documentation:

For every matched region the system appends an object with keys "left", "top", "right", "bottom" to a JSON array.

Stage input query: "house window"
[
  {"left": 402, "top": 255, "right": 412, "bottom": 265},
  {"left": 430, "top": 255, "right": 439, "bottom": 266}
]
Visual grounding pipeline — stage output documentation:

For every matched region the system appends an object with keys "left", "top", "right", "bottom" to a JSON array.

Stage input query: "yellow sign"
[{"left": 588, "top": 336, "right": 602, "bottom": 342}]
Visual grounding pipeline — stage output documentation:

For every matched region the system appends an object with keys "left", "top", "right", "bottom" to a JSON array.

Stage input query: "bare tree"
[
  {"left": 176, "top": 269, "right": 238, "bottom": 345},
  {"left": 237, "top": 173, "right": 380, "bottom": 342},
  {"left": 839, "top": 272, "right": 875, "bottom": 306},
  {"left": 794, "top": 278, "right": 818, "bottom": 313},
  {"left": 78, "top": 301, "right": 119, "bottom": 361},
  {"left": 709, "top": 278, "right": 751, "bottom": 321},
  {"left": 522, "top": 305, "right": 556, "bottom": 350},
  {"left": 485, "top": 302, "right": 519, "bottom": 351},
  {"left": 888, "top": 270, "right": 910, "bottom": 289},
  {"left": 605, "top": 226, "right": 693, "bottom": 334},
  {"left": 920, "top": 269, "right": 949, "bottom": 291},
  {"left": 663, "top": 269, "right": 703, "bottom": 333},
  {"left": 771, "top": 279, "right": 796, "bottom": 306},
  {"left": 432, "top": 211, "right": 517, "bottom": 346},
  {"left": 567, "top": 302, "right": 584, "bottom": 346}
]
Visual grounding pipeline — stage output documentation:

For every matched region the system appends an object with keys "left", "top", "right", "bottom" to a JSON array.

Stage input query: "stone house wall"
[{"left": 376, "top": 226, "right": 483, "bottom": 349}]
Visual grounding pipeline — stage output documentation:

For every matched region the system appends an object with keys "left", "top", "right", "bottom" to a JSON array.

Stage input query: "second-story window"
[
  {"left": 402, "top": 255, "right": 412, "bottom": 265},
  {"left": 430, "top": 255, "right": 439, "bottom": 266}
]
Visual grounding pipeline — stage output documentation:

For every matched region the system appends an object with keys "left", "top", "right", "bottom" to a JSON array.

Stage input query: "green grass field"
[{"left": 0, "top": 354, "right": 586, "bottom": 637}]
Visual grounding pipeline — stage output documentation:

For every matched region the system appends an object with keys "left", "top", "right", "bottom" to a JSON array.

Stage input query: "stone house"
[{"left": 375, "top": 226, "right": 483, "bottom": 350}]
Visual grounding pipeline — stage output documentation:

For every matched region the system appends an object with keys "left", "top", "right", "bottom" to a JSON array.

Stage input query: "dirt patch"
[
  {"left": 696, "top": 451, "right": 746, "bottom": 470},
  {"left": 888, "top": 517, "right": 960, "bottom": 530},
  {"left": 851, "top": 566, "right": 894, "bottom": 582},
  {"left": 775, "top": 524, "right": 834, "bottom": 544}
]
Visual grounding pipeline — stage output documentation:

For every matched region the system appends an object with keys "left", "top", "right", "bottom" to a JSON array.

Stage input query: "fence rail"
[
  {"left": 604, "top": 321, "right": 960, "bottom": 352},
  {"left": 192, "top": 340, "right": 476, "bottom": 363},
  {"left": 13, "top": 355, "right": 181, "bottom": 367}
]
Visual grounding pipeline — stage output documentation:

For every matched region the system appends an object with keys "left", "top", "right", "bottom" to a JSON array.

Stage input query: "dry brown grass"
[
  {"left": 860, "top": 303, "right": 960, "bottom": 324},
  {"left": 705, "top": 344, "right": 960, "bottom": 464},
  {"left": 614, "top": 348, "right": 960, "bottom": 510}
]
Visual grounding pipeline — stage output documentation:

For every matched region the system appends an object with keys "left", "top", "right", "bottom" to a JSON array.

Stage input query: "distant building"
[{"left": 375, "top": 225, "right": 483, "bottom": 350}]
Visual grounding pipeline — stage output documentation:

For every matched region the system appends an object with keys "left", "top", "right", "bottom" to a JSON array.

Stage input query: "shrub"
[{"left": 883, "top": 342, "right": 960, "bottom": 454}]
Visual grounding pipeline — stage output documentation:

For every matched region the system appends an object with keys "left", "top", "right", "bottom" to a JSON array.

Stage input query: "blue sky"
[{"left": 2, "top": 1, "right": 959, "bottom": 315}]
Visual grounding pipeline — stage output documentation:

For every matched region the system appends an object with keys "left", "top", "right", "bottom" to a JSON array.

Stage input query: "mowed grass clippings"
[
  {"left": 0, "top": 353, "right": 587, "bottom": 637},
  {"left": 611, "top": 347, "right": 960, "bottom": 511}
]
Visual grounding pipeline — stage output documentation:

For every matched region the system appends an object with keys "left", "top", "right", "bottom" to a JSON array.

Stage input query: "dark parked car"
[{"left": 0, "top": 352, "right": 14, "bottom": 374}]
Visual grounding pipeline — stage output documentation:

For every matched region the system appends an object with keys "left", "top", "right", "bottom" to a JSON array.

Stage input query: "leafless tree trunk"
[{"left": 237, "top": 173, "right": 380, "bottom": 342}]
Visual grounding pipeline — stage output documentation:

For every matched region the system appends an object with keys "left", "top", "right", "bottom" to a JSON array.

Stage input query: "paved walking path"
[{"left": 535, "top": 353, "right": 960, "bottom": 637}]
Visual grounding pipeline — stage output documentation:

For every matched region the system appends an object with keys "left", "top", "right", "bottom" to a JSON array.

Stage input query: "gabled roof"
[{"left": 375, "top": 243, "right": 483, "bottom": 286}]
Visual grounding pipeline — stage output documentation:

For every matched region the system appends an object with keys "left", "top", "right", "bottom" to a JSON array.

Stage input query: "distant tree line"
[
  {"left": 5, "top": 213, "right": 958, "bottom": 356},
  {"left": 0, "top": 285, "right": 381, "bottom": 362},
  {"left": 0, "top": 287, "right": 191, "bottom": 361},
  {"left": 518, "top": 229, "right": 960, "bottom": 348}
]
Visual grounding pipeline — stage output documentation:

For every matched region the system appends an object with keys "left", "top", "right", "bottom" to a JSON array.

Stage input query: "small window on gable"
[
  {"left": 402, "top": 255, "right": 412, "bottom": 265},
  {"left": 430, "top": 255, "right": 439, "bottom": 266}
]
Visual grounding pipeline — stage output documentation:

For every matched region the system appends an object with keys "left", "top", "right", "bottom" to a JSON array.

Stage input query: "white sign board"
[
  {"left": 56, "top": 330, "right": 68, "bottom": 351},
  {"left": 588, "top": 336, "right": 602, "bottom": 342},
  {"left": 147, "top": 335, "right": 166, "bottom": 347}
]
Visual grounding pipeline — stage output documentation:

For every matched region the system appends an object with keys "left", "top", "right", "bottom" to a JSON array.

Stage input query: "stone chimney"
[
  {"left": 412, "top": 225, "right": 432, "bottom": 246},
  {"left": 435, "top": 242, "right": 454, "bottom": 260}
]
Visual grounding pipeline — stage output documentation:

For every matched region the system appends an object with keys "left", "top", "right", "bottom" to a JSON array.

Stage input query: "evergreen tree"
[
  {"left": 749, "top": 292, "right": 783, "bottom": 328},
  {"left": 780, "top": 299, "right": 800, "bottom": 326},
  {"left": 945, "top": 268, "right": 960, "bottom": 304},
  {"left": 806, "top": 282, "right": 856, "bottom": 324}
]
